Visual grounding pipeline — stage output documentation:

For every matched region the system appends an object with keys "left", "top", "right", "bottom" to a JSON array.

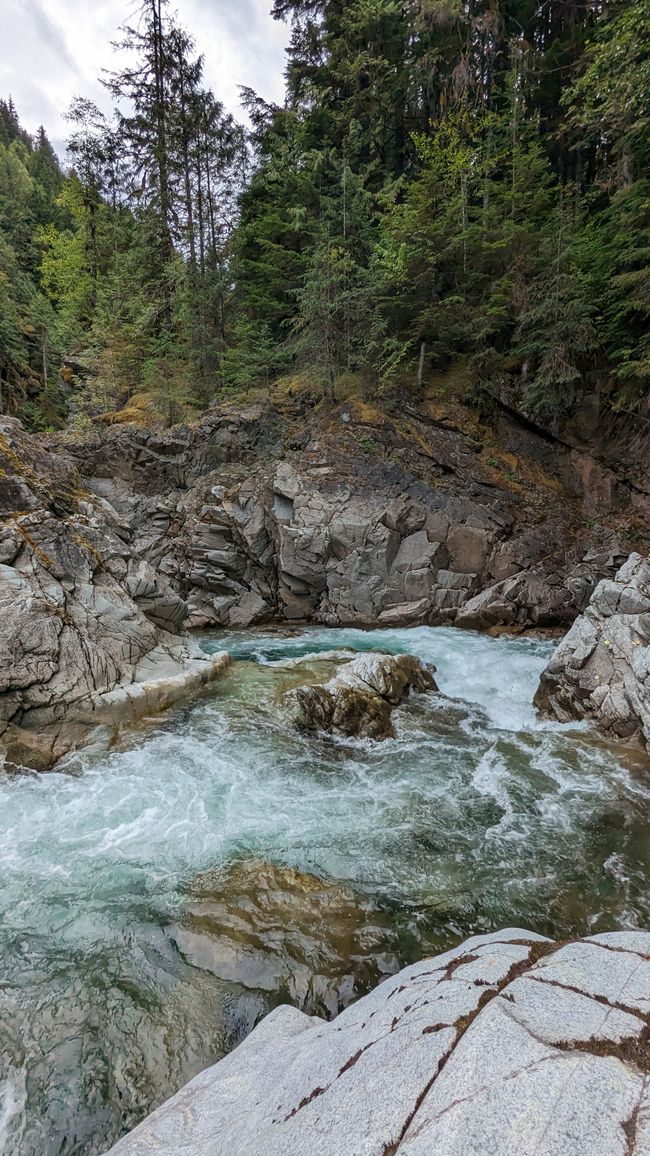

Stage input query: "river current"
[{"left": 1, "top": 626, "right": 649, "bottom": 1154}]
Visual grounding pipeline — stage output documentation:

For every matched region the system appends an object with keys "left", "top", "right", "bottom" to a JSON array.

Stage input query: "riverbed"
[{"left": 1, "top": 626, "right": 649, "bottom": 1155}]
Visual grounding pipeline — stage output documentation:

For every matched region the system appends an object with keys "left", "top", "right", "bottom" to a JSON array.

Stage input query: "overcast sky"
[{"left": 0, "top": 0, "right": 289, "bottom": 156}]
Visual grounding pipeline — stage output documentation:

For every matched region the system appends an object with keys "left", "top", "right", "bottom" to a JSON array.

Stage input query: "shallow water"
[{"left": 1, "top": 625, "right": 650, "bottom": 1155}]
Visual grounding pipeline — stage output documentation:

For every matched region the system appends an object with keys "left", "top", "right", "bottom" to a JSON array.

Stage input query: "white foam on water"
[
  {"left": 0, "top": 1068, "right": 26, "bottom": 1156},
  {"left": 2, "top": 623, "right": 650, "bottom": 1154}
]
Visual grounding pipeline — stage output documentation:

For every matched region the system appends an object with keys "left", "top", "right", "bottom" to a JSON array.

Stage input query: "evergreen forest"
[{"left": 1, "top": 0, "right": 648, "bottom": 430}]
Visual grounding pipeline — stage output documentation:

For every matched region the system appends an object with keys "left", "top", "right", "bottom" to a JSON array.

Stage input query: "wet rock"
[
  {"left": 284, "top": 683, "right": 394, "bottom": 739},
  {"left": 281, "top": 652, "right": 437, "bottom": 740},
  {"left": 535, "top": 552, "right": 650, "bottom": 751},
  {"left": 171, "top": 859, "right": 398, "bottom": 1017},
  {"left": 106, "top": 929, "right": 650, "bottom": 1156}
]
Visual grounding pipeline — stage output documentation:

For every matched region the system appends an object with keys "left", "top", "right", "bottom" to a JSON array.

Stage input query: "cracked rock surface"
[
  {"left": 281, "top": 651, "right": 438, "bottom": 739},
  {"left": 0, "top": 417, "right": 229, "bottom": 771},
  {"left": 54, "top": 401, "right": 635, "bottom": 633},
  {"left": 105, "top": 928, "right": 650, "bottom": 1156},
  {"left": 535, "top": 552, "right": 650, "bottom": 751}
]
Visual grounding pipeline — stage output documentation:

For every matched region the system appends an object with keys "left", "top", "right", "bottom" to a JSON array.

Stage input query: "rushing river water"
[{"left": 1, "top": 626, "right": 650, "bottom": 1155}]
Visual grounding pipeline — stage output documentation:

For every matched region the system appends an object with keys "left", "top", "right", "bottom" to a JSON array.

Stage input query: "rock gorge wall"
[
  {"left": 1, "top": 389, "right": 645, "bottom": 769},
  {"left": 0, "top": 418, "right": 229, "bottom": 771},
  {"left": 56, "top": 393, "right": 645, "bottom": 633}
]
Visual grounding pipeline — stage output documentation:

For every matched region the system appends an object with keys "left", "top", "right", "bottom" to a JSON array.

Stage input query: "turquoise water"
[{"left": 1, "top": 626, "right": 649, "bottom": 1155}]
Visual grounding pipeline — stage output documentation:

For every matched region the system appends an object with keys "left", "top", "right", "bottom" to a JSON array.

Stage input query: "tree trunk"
[
  {"left": 620, "top": 147, "right": 634, "bottom": 189},
  {"left": 416, "top": 341, "right": 426, "bottom": 394},
  {"left": 150, "top": 0, "right": 173, "bottom": 322}
]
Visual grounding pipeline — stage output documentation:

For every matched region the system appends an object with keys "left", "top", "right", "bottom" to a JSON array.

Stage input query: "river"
[{"left": 1, "top": 626, "right": 649, "bottom": 1154}]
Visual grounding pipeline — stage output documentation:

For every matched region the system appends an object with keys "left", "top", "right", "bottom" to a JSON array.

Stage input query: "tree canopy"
[{"left": 0, "top": 0, "right": 648, "bottom": 428}]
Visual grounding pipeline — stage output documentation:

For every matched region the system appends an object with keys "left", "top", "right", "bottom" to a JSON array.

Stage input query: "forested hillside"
[
  {"left": 1, "top": 0, "right": 648, "bottom": 430},
  {"left": 0, "top": 100, "right": 67, "bottom": 426}
]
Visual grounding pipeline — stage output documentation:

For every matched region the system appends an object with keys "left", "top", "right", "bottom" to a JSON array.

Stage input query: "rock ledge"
[{"left": 105, "top": 927, "right": 650, "bottom": 1156}]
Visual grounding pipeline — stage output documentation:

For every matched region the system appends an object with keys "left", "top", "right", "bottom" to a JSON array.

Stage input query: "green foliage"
[
  {"left": 0, "top": 0, "right": 647, "bottom": 429},
  {"left": 0, "top": 101, "right": 66, "bottom": 423},
  {"left": 564, "top": 0, "right": 650, "bottom": 185}
]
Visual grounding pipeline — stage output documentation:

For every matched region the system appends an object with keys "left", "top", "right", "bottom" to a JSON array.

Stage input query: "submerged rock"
[
  {"left": 281, "top": 652, "right": 437, "bottom": 739},
  {"left": 106, "top": 928, "right": 650, "bottom": 1156},
  {"left": 535, "top": 552, "right": 650, "bottom": 751},
  {"left": 171, "top": 859, "right": 398, "bottom": 1017}
]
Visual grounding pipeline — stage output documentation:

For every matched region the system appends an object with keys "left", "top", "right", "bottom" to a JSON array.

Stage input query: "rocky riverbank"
[
  {"left": 1, "top": 385, "right": 648, "bottom": 771},
  {"left": 536, "top": 552, "right": 650, "bottom": 751},
  {"left": 0, "top": 417, "right": 230, "bottom": 771},
  {"left": 106, "top": 926, "right": 650, "bottom": 1156}
]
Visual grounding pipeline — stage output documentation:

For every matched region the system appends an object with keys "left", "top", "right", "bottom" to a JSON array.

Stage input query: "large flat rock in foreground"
[{"left": 105, "top": 928, "right": 650, "bottom": 1156}]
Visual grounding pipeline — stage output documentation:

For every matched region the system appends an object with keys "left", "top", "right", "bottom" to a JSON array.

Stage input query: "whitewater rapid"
[{"left": 1, "top": 625, "right": 649, "bottom": 1155}]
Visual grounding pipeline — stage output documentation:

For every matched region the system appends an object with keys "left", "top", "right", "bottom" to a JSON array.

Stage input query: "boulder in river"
[
  {"left": 535, "top": 552, "right": 650, "bottom": 751},
  {"left": 281, "top": 652, "right": 437, "bottom": 739},
  {"left": 106, "top": 927, "right": 650, "bottom": 1156}
]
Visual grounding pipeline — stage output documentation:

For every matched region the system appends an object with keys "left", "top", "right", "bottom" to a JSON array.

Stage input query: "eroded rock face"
[
  {"left": 56, "top": 400, "right": 636, "bottom": 634},
  {"left": 171, "top": 859, "right": 399, "bottom": 1017},
  {"left": 4, "top": 387, "right": 643, "bottom": 767},
  {"left": 535, "top": 552, "right": 650, "bottom": 750},
  {"left": 281, "top": 652, "right": 437, "bottom": 739},
  {"left": 106, "top": 928, "right": 650, "bottom": 1156},
  {"left": 0, "top": 418, "right": 230, "bottom": 772}
]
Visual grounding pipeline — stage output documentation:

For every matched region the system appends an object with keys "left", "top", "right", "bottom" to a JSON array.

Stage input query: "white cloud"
[{"left": 0, "top": 0, "right": 288, "bottom": 155}]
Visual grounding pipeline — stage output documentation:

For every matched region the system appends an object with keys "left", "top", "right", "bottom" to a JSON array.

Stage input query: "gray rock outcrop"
[
  {"left": 281, "top": 652, "right": 437, "bottom": 739},
  {"left": 535, "top": 552, "right": 650, "bottom": 750},
  {"left": 3, "top": 382, "right": 645, "bottom": 768},
  {"left": 105, "top": 927, "right": 650, "bottom": 1156},
  {"left": 56, "top": 399, "right": 636, "bottom": 634},
  {"left": 0, "top": 418, "right": 229, "bottom": 772}
]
